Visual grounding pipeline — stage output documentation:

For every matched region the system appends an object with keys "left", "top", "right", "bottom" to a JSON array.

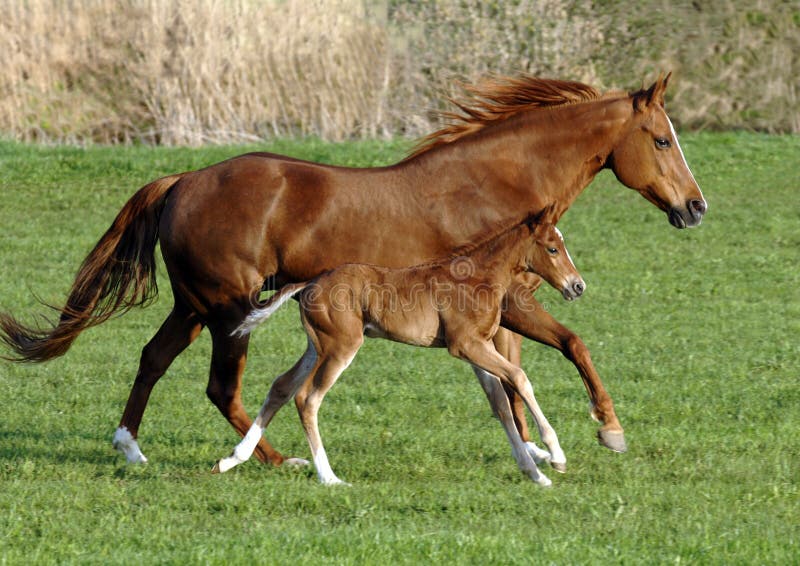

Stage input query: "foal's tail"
[
  {"left": 232, "top": 282, "right": 309, "bottom": 338},
  {"left": 0, "top": 174, "right": 184, "bottom": 362}
]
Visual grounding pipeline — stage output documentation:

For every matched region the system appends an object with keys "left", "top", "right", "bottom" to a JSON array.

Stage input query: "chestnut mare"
[
  {"left": 214, "top": 207, "right": 583, "bottom": 486},
  {"left": 0, "top": 73, "right": 705, "bottom": 466}
]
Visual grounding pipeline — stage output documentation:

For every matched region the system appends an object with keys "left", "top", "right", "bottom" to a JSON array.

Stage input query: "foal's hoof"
[
  {"left": 598, "top": 429, "right": 628, "bottom": 453},
  {"left": 211, "top": 462, "right": 222, "bottom": 474},
  {"left": 550, "top": 460, "right": 567, "bottom": 474},
  {"left": 282, "top": 457, "right": 311, "bottom": 467}
]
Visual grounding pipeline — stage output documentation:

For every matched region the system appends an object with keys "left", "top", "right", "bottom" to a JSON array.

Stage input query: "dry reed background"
[{"left": 1, "top": 0, "right": 798, "bottom": 145}]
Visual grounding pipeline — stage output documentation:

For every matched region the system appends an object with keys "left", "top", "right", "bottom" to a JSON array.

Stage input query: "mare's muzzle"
[{"left": 669, "top": 198, "right": 707, "bottom": 229}]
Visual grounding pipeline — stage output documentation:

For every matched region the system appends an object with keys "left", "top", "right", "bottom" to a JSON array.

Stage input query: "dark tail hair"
[{"left": 0, "top": 174, "right": 183, "bottom": 362}]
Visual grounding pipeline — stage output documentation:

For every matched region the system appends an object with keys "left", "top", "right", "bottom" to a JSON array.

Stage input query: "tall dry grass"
[
  {"left": 0, "top": 0, "right": 797, "bottom": 145},
  {"left": 1, "top": 0, "right": 391, "bottom": 144}
]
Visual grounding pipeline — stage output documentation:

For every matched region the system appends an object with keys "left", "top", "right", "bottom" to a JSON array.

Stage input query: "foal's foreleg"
[
  {"left": 460, "top": 341, "right": 566, "bottom": 475},
  {"left": 501, "top": 290, "right": 627, "bottom": 453},
  {"left": 472, "top": 367, "right": 551, "bottom": 465},
  {"left": 492, "top": 329, "right": 530, "bottom": 442},
  {"left": 473, "top": 367, "right": 552, "bottom": 487},
  {"left": 213, "top": 339, "right": 319, "bottom": 473}
]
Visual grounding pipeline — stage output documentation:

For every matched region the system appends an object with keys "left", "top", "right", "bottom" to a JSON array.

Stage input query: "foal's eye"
[
  {"left": 547, "top": 247, "right": 558, "bottom": 255},
  {"left": 655, "top": 137, "right": 671, "bottom": 149}
]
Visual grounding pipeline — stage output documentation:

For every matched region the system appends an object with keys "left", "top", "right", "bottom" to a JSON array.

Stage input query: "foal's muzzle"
[
  {"left": 562, "top": 278, "right": 585, "bottom": 301},
  {"left": 669, "top": 198, "right": 707, "bottom": 229}
]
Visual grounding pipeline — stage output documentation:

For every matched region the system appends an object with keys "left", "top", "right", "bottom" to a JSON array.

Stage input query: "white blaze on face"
[
  {"left": 667, "top": 115, "right": 703, "bottom": 194},
  {"left": 553, "top": 227, "right": 575, "bottom": 267}
]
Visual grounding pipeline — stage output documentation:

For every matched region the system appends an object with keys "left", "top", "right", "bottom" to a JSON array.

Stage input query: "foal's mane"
[
  {"left": 417, "top": 211, "right": 542, "bottom": 271},
  {"left": 452, "top": 216, "right": 532, "bottom": 258},
  {"left": 405, "top": 74, "right": 603, "bottom": 160}
]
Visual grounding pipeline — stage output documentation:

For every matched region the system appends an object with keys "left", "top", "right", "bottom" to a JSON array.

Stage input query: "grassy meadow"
[{"left": 0, "top": 133, "right": 798, "bottom": 563}]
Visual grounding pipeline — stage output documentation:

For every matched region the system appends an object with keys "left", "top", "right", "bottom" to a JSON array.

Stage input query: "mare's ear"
[{"left": 633, "top": 71, "right": 672, "bottom": 112}]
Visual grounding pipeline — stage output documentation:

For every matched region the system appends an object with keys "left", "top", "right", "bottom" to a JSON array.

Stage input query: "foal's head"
[{"left": 524, "top": 206, "right": 585, "bottom": 301}]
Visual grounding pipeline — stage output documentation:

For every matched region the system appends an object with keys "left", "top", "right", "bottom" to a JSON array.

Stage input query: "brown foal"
[
  {"left": 214, "top": 208, "right": 583, "bottom": 486},
  {"left": 0, "top": 73, "right": 705, "bottom": 466}
]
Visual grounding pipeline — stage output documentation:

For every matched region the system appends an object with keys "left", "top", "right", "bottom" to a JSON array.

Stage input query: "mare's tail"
[
  {"left": 232, "top": 282, "right": 309, "bottom": 337},
  {"left": 0, "top": 174, "right": 184, "bottom": 362}
]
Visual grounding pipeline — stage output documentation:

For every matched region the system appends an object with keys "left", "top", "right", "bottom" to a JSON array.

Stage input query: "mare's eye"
[
  {"left": 655, "top": 137, "right": 671, "bottom": 149},
  {"left": 547, "top": 247, "right": 558, "bottom": 255}
]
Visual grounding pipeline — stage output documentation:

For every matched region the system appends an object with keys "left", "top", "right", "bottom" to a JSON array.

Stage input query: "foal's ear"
[
  {"left": 529, "top": 203, "right": 557, "bottom": 229},
  {"left": 633, "top": 71, "right": 672, "bottom": 112}
]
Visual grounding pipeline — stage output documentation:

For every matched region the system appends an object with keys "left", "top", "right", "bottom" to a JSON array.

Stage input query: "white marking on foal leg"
[
  {"left": 313, "top": 446, "right": 348, "bottom": 486},
  {"left": 214, "top": 423, "right": 263, "bottom": 473},
  {"left": 473, "top": 367, "right": 551, "bottom": 486},
  {"left": 112, "top": 426, "right": 148, "bottom": 464},
  {"left": 518, "top": 381, "right": 567, "bottom": 473},
  {"left": 525, "top": 442, "right": 552, "bottom": 465}
]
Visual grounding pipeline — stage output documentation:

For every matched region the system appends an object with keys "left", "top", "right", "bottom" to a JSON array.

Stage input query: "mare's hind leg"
[
  {"left": 206, "top": 326, "right": 286, "bottom": 466},
  {"left": 114, "top": 304, "right": 203, "bottom": 463},
  {"left": 213, "top": 338, "right": 319, "bottom": 473}
]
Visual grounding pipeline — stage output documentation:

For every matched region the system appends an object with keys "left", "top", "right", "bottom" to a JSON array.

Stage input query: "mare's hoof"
[
  {"left": 211, "top": 462, "right": 222, "bottom": 474},
  {"left": 282, "top": 457, "right": 311, "bottom": 467},
  {"left": 550, "top": 460, "right": 567, "bottom": 473},
  {"left": 598, "top": 429, "right": 628, "bottom": 453}
]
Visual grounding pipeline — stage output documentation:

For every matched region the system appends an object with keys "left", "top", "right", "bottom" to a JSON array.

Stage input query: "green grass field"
[{"left": 0, "top": 134, "right": 798, "bottom": 564}]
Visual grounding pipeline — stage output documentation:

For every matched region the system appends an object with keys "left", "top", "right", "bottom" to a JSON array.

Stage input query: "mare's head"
[
  {"left": 524, "top": 206, "right": 585, "bottom": 301},
  {"left": 607, "top": 73, "right": 707, "bottom": 228}
]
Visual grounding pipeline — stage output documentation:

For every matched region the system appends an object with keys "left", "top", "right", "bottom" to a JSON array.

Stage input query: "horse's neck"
[
  {"left": 464, "top": 224, "right": 531, "bottom": 287},
  {"left": 402, "top": 97, "right": 627, "bottom": 228}
]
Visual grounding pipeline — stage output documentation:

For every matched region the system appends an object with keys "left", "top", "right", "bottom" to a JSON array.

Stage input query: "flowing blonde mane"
[{"left": 405, "top": 75, "right": 603, "bottom": 160}]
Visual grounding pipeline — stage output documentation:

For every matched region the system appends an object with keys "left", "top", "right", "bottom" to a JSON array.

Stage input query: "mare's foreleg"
[
  {"left": 114, "top": 305, "right": 203, "bottom": 463},
  {"left": 502, "top": 287, "right": 626, "bottom": 453},
  {"left": 213, "top": 338, "right": 319, "bottom": 473}
]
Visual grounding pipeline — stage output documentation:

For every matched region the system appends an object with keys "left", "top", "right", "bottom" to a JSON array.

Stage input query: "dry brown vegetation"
[{"left": 1, "top": 0, "right": 797, "bottom": 144}]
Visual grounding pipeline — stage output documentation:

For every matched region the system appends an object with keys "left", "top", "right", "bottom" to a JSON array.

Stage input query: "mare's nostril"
[
  {"left": 689, "top": 199, "right": 706, "bottom": 216},
  {"left": 573, "top": 281, "right": 585, "bottom": 296}
]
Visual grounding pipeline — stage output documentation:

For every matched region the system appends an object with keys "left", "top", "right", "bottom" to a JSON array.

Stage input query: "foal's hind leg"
[
  {"left": 214, "top": 338, "right": 319, "bottom": 473},
  {"left": 294, "top": 335, "right": 362, "bottom": 485},
  {"left": 206, "top": 327, "right": 286, "bottom": 466},
  {"left": 114, "top": 305, "right": 203, "bottom": 463}
]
